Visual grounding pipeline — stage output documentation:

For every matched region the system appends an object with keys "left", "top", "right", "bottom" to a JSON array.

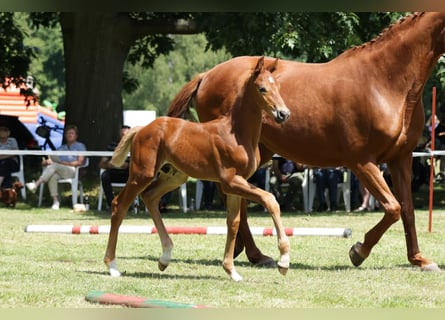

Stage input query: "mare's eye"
[{"left": 259, "top": 87, "right": 267, "bottom": 94}]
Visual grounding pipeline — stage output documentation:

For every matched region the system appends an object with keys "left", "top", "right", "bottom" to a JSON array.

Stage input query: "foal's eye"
[{"left": 259, "top": 87, "right": 267, "bottom": 94}]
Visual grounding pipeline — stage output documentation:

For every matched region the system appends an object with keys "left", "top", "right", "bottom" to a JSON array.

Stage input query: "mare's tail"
[
  {"left": 111, "top": 126, "right": 143, "bottom": 167},
  {"left": 167, "top": 73, "right": 204, "bottom": 119}
]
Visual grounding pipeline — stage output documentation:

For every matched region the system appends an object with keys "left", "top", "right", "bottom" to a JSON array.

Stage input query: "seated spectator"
[
  {"left": 99, "top": 125, "right": 131, "bottom": 209},
  {"left": 201, "top": 180, "right": 217, "bottom": 210},
  {"left": 248, "top": 166, "right": 267, "bottom": 190},
  {"left": 269, "top": 154, "right": 304, "bottom": 211},
  {"left": 314, "top": 167, "right": 343, "bottom": 212},
  {"left": 0, "top": 124, "right": 19, "bottom": 188},
  {"left": 26, "top": 124, "right": 86, "bottom": 210},
  {"left": 354, "top": 184, "right": 372, "bottom": 212}
]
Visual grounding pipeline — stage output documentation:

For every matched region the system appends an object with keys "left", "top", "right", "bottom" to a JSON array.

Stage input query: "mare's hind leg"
[
  {"left": 104, "top": 180, "right": 150, "bottom": 276},
  {"left": 140, "top": 165, "right": 188, "bottom": 271},
  {"left": 388, "top": 157, "right": 439, "bottom": 271}
]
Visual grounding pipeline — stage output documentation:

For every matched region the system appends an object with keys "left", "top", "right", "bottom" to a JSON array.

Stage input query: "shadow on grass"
[{"left": 83, "top": 269, "right": 220, "bottom": 280}]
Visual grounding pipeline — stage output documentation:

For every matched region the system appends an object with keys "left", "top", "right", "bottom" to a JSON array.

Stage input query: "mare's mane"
[{"left": 339, "top": 12, "right": 423, "bottom": 58}]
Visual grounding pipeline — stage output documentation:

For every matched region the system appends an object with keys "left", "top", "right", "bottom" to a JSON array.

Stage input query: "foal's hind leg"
[
  {"left": 140, "top": 167, "right": 188, "bottom": 271},
  {"left": 222, "top": 194, "right": 243, "bottom": 281},
  {"left": 104, "top": 180, "right": 150, "bottom": 276}
]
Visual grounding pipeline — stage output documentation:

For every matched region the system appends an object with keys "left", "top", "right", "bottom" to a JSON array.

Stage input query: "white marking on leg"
[
  {"left": 159, "top": 246, "right": 172, "bottom": 267},
  {"left": 108, "top": 259, "right": 121, "bottom": 277},
  {"left": 230, "top": 268, "right": 243, "bottom": 282}
]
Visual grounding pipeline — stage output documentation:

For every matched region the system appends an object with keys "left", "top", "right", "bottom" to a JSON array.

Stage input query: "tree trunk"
[{"left": 60, "top": 13, "right": 134, "bottom": 151}]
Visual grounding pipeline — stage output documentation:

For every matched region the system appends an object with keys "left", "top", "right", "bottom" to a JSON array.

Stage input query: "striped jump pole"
[
  {"left": 85, "top": 290, "right": 207, "bottom": 308},
  {"left": 25, "top": 225, "right": 352, "bottom": 237}
]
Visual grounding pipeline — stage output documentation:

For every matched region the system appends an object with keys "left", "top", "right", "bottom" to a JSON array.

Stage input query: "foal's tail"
[
  {"left": 167, "top": 73, "right": 204, "bottom": 119},
  {"left": 111, "top": 126, "right": 143, "bottom": 167}
]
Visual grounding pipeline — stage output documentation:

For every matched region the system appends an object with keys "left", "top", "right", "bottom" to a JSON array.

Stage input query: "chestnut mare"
[
  {"left": 103, "top": 57, "right": 291, "bottom": 281},
  {"left": 168, "top": 12, "right": 445, "bottom": 272}
]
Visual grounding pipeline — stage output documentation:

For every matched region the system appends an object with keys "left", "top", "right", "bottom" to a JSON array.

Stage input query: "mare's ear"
[{"left": 253, "top": 56, "right": 265, "bottom": 78}]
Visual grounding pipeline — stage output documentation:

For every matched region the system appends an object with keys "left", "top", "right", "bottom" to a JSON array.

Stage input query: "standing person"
[
  {"left": 99, "top": 125, "right": 131, "bottom": 210},
  {"left": 314, "top": 167, "right": 343, "bottom": 212},
  {"left": 26, "top": 124, "right": 87, "bottom": 210},
  {"left": 0, "top": 124, "right": 19, "bottom": 188}
]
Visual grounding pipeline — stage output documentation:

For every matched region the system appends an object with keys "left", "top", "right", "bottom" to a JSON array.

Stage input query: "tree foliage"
[
  {"left": 3, "top": 12, "right": 445, "bottom": 151},
  {"left": 0, "top": 12, "right": 35, "bottom": 95},
  {"left": 15, "top": 12, "right": 65, "bottom": 107},
  {"left": 123, "top": 34, "right": 231, "bottom": 115}
]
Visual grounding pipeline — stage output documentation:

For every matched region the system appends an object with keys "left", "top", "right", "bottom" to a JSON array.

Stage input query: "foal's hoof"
[
  {"left": 108, "top": 259, "right": 122, "bottom": 277},
  {"left": 421, "top": 263, "right": 441, "bottom": 272},
  {"left": 349, "top": 241, "right": 366, "bottom": 267},
  {"left": 230, "top": 270, "right": 243, "bottom": 282},
  {"left": 158, "top": 261, "right": 168, "bottom": 271}
]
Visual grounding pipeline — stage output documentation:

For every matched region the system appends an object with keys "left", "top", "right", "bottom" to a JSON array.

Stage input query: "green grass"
[{"left": 1, "top": 200, "right": 445, "bottom": 308}]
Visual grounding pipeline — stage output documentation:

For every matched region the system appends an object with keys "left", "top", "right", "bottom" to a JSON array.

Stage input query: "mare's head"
[{"left": 250, "top": 57, "right": 290, "bottom": 124}]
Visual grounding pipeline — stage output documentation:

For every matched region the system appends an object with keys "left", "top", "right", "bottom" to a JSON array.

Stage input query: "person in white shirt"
[{"left": 26, "top": 124, "right": 87, "bottom": 210}]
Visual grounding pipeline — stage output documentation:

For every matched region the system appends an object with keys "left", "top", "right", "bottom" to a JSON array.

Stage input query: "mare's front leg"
[
  {"left": 348, "top": 159, "right": 439, "bottom": 271},
  {"left": 221, "top": 175, "right": 290, "bottom": 277},
  {"left": 222, "top": 194, "right": 243, "bottom": 281},
  {"left": 104, "top": 183, "right": 144, "bottom": 276},
  {"left": 348, "top": 162, "right": 401, "bottom": 267},
  {"left": 141, "top": 166, "right": 188, "bottom": 271}
]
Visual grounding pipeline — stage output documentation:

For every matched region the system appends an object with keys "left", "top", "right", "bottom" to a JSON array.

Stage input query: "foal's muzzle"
[{"left": 273, "top": 107, "right": 290, "bottom": 123}]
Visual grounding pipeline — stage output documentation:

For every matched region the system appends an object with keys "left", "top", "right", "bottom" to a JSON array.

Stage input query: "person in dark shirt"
[
  {"left": 99, "top": 125, "right": 131, "bottom": 209},
  {"left": 0, "top": 124, "right": 19, "bottom": 188},
  {"left": 269, "top": 154, "right": 304, "bottom": 211},
  {"left": 314, "top": 167, "right": 343, "bottom": 212}
]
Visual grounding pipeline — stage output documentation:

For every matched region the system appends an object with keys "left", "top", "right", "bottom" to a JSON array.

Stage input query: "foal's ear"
[
  {"left": 253, "top": 56, "right": 265, "bottom": 77},
  {"left": 270, "top": 57, "right": 279, "bottom": 72}
]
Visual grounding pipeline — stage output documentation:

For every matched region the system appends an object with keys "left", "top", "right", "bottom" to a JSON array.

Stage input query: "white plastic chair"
[
  {"left": 11, "top": 155, "right": 26, "bottom": 200},
  {"left": 38, "top": 158, "right": 89, "bottom": 207},
  {"left": 97, "top": 168, "right": 139, "bottom": 213}
]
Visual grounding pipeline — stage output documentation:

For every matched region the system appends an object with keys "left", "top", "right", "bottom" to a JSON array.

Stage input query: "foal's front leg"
[
  {"left": 221, "top": 175, "right": 290, "bottom": 276},
  {"left": 222, "top": 194, "right": 243, "bottom": 281}
]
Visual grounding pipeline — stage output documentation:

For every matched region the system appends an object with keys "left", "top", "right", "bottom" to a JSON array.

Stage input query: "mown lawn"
[{"left": 1, "top": 196, "right": 444, "bottom": 309}]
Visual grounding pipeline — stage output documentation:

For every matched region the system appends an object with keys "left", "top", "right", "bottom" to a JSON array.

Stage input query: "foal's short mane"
[{"left": 340, "top": 12, "right": 424, "bottom": 57}]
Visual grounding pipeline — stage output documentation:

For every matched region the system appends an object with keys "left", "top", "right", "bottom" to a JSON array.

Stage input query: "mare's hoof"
[
  {"left": 158, "top": 261, "right": 168, "bottom": 271},
  {"left": 421, "top": 263, "right": 441, "bottom": 272},
  {"left": 253, "top": 256, "right": 277, "bottom": 268},
  {"left": 277, "top": 265, "right": 288, "bottom": 276},
  {"left": 349, "top": 241, "right": 366, "bottom": 267}
]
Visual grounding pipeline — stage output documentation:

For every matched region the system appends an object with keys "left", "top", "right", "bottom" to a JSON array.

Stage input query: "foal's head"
[{"left": 251, "top": 57, "right": 290, "bottom": 123}]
